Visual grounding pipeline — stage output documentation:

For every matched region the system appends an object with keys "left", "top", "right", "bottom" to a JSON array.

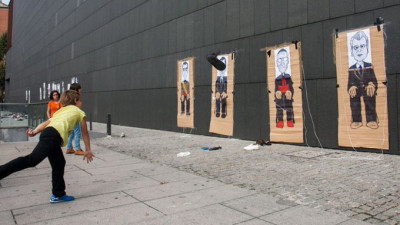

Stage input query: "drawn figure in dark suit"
[
  {"left": 348, "top": 31, "right": 378, "bottom": 129},
  {"left": 180, "top": 62, "right": 190, "bottom": 115},
  {"left": 274, "top": 48, "right": 294, "bottom": 128},
  {"left": 215, "top": 57, "right": 227, "bottom": 118}
]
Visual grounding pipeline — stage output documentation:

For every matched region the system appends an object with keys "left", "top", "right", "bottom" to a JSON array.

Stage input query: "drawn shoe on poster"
[
  {"left": 350, "top": 122, "right": 362, "bottom": 129},
  {"left": 367, "top": 121, "right": 379, "bottom": 129}
]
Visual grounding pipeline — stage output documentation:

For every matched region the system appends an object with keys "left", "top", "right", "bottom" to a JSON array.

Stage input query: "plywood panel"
[
  {"left": 266, "top": 43, "right": 304, "bottom": 143},
  {"left": 335, "top": 26, "right": 388, "bottom": 150},
  {"left": 209, "top": 54, "right": 234, "bottom": 136},
  {"left": 177, "top": 58, "right": 195, "bottom": 128}
]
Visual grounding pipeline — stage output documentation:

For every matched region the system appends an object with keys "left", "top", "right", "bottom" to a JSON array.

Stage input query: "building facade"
[{"left": 5, "top": 0, "right": 400, "bottom": 154}]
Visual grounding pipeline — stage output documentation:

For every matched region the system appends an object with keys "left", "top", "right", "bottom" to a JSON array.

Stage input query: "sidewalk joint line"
[
  {"left": 122, "top": 190, "right": 167, "bottom": 216},
  {"left": 74, "top": 165, "right": 93, "bottom": 176}
]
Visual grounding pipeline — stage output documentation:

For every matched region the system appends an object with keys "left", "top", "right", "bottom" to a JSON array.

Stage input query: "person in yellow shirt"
[{"left": 0, "top": 90, "right": 93, "bottom": 203}]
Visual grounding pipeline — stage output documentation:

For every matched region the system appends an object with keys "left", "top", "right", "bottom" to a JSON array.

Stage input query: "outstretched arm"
[
  {"left": 27, "top": 120, "right": 51, "bottom": 137},
  {"left": 80, "top": 117, "right": 94, "bottom": 163}
]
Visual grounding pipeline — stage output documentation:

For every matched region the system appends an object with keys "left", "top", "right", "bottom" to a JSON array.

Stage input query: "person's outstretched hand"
[{"left": 83, "top": 151, "right": 94, "bottom": 163}]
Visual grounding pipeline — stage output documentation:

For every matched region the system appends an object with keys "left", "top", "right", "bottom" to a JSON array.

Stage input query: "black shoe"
[
  {"left": 206, "top": 52, "right": 226, "bottom": 71},
  {"left": 216, "top": 112, "right": 220, "bottom": 117},
  {"left": 221, "top": 113, "right": 226, "bottom": 118}
]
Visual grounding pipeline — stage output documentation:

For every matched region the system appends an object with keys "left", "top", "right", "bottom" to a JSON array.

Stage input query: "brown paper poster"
[
  {"left": 177, "top": 58, "right": 194, "bottom": 128},
  {"left": 209, "top": 54, "right": 234, "bottom": 136},
  {"left": 266, "top": 43, "right": 304, "bottom": 143},
  {"left": 335, "top": 26, "right": 388, "bottom": 150}
]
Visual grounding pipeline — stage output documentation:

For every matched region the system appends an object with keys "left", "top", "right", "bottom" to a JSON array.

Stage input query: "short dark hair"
[
  {"left": 70, "top": 83, "right": 81, "bottom": 91},
  {"left": 50, "top": 90, "right": 60, "bottom": 100}
]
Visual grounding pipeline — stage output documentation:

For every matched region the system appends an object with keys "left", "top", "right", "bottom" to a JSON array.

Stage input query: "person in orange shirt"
[{"left": 47, "top": 90, "right": 61, "bottom": 119}]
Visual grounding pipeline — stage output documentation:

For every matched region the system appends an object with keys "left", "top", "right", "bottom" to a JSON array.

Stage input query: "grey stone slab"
[
  {"left": 384, "top": 0, "right": 400, "bottom": 6},
  {"left": 204, "top": 5, "right": 215, "bottom": 45},
  {"left": 330, "top": 0, "right": 355, "bottom": 18},
  {"left": 145, "top": 184, "right": 255, "bottom": 214},
  {"left": 65, "top": 174, "right": 159, "bottom": 197},
  {"left": 339, "top": 218, "right": 372, "bottom": 225},
  {"left": 308, "top": 0, "right": 330, "bottom": 23},
  {"left": 214, "top": 1, "right": 227, "bottom": 43},
  {"left": 222, "top": 194, "right": 295, "bottom": 217},
  {"left": 282, "top": 27, "right": 302, "bottom": 44},
  {"left": 0, "top": 211, "right": 14, "bottom": 225},
  {"left": 301, "top": 22, "right": 324, "bottom": 79},
  {"left": 383, "top": 75, "right": 398, "bottom": 154},
  {"left": 125, "top": 178, "right": 224, "bottom": 201},
  {"left": 0, "top": 147, "right": 19, "bottom": 156},
  {"left": 316, "top": 78, "right": 338, "bottom": 148},
  {"left": 355, "top": 0, "right": 383, "bottom": 12},
  {"left": 0, "top": 191, "right": 51, "bottom": 211},
  {"left": 288, "top": 0, "right": 307, "bottom": 27},
  {"left": 270, "top": 0, "right": 288, "bottom": 31},
  {"left": 150, "top": 170, "right": 212, "bottom": 183},
  {"left": 260, "top": 205, "right": 349, "bottom": 225},
  {"left": 13, "top": 191, "right": 138, "bottom": 225},
  {"left": 4, "top": 165, "right": 76, "bottom": 179},
  {"left": 136, "top": 203, "right": 254, "bottom": 225},
  {"left": 254, "top": 0, "right": 271, "bottom": 35},
  {"left": 193, "top": 10, "right": 205, "bottom": 48},
  {"left": 283, "top": 150, "right": 332, "bottom": 159},
  {"left": 0, "top": 181, "right": 51, "bottom": 199},
  {"left": 27, "top": 202, "right": 163, "bottom": 225},
  {"left": 240, "top": 0, "right": 255, "bottom": 37},
  {"left": 239, "top": 218, "right": 275, "bottom": 225},
  {"left": 134, "top": 165, "right": 181, "bottom": 177},
  {"left": 1, "top": 169, "right": 88, "bottom": 188},
  {"left": 346, "top": 10, "right": 374, "bottom": 29},
  {"left": 84, "top": 162, "right": 154, "bottom": 176},
  {"left": 322, "top": 17, "right": 347, "bottom": 78}
]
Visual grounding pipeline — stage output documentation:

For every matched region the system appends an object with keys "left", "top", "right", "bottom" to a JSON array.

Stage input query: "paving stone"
[
  {"left": 13, "top": 191, "right": 138, "bottom": 224},
  {"left": 0, "top": 211, "right": 15, "bottom": 225},
  {"left": 260, "top": 205, "right": 348, "bottom": 225}
]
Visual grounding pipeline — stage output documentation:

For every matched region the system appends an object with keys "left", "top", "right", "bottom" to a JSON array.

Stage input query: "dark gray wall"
[{"left": 5, "top": 0, "right": 400, "bottom": 154}]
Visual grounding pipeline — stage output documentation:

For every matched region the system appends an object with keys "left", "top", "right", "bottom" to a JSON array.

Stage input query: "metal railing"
[{"left": 0, "top": 103, "right": 47, "bottom": 128}]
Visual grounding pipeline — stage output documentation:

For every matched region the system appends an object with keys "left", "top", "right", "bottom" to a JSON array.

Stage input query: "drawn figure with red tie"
[
  {"left": 274, "top": 48, "right": 294, "bottom": 128},
  {"left": 347, "top": 30, "right": 378, "bottom": 129}
]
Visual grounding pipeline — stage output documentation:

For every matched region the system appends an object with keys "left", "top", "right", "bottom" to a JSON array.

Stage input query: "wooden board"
[
  {"left": 177, "top": 58, "right": 194, "bottom": 128},
  {"left": 209, "top": 54, "right": 234, "bottom": 136},
  {"left": 266, "top": 43, "right": 304, "bottom": 143},
  {"left": 335, "top": 26, "right": 388, "bottom": 150}
]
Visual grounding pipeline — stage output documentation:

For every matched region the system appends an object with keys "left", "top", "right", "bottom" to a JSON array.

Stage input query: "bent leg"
[{"left": 0, "top": 134, "right": 52, "bottom": 179}]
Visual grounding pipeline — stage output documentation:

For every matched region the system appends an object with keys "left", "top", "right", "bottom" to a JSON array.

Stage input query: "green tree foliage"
[{"left": 0, "top": 32, "right": 7, "bottom": 102}]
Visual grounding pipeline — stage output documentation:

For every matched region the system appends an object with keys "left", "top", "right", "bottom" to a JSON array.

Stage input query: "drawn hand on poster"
[
  {"left": 180, "top": 61, "right": 190, "bottom": 116},
  {"left": 347, "top": 30, "right": 378, "bottom": 129},
  {"left": 274, "top": 47, "right": 294, "bottom": 128},
  {"left": 215, "top": 56, "right": 228, "bottom": 118}
]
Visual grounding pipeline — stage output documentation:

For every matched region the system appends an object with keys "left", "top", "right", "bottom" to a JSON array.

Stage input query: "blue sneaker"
[{"left": 50, "top": 194, "right": 75, "bottom": 204}]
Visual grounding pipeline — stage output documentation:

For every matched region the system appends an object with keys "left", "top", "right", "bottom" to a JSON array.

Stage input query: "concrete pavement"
[{"left": 0, "top": 123, "right": 398, "bottom": 224}]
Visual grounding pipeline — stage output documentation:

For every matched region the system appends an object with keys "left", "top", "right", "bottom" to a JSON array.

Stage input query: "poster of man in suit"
[
  {"left": 347, "top": 29, "right": 378, "bottom": 129},
  {"left": 177, "top": 58, "right": 194, "bottom": 129},
  {"left": 274, "top": 47, "right": 294, "bottom": 129},
  {"left": 336, "top": 26, "right": 388, "bottom": 150},
  {"left": 266, "top": 43, "right": 303, "bottom": 144}
]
